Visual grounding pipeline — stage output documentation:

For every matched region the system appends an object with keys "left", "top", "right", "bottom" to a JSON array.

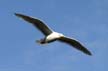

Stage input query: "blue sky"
[{"left": 0, "top": 0, "right": 108, "bottom": 71}]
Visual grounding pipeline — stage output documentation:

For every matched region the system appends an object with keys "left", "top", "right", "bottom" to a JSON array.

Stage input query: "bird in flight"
[{"left": 15, "top": 13, "right": 92, "bottom": 56}]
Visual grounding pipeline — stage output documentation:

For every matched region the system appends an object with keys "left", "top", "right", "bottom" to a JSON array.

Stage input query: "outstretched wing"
[
  {"left": 58, "top": 36, "right": 92, "bottom": 55},
  {"left": 15, "top": 13, "right": 53, "bottom": 36}
]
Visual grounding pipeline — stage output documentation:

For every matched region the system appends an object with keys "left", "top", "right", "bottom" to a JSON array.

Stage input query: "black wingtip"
[
  {"left": 14, "top": 13, "right": 18, "bottom": 16},
  {"left": 81, "top": 48, "right": 92, "bottom": 56},
  {"left": 14, "top": 13, "right": 17, "bottom": 15},
  {"left": 85, "top": 50, "right": 92, "bottom": 56},
  {"left": 14, "top": 13, "right": 22, "bottom": 17},
  {"left": 87, "top": 52, "right": 92, "bottom": 56}
]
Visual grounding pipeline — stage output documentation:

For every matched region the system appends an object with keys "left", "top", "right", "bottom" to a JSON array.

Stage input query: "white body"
[{"left": 46, "top": 32, "right": 64, "bottom": 41}]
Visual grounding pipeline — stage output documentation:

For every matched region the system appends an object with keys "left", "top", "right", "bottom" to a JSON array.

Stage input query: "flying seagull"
[{"left": 15, "top": 13, "right": 92, "bottom": 56}]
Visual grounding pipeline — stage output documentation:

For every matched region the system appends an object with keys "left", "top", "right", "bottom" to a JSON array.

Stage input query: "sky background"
[{"left": 0, "top": 0, "right": 108, "bottom": 71}]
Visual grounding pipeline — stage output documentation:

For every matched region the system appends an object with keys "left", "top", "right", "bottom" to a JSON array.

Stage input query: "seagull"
[{"left": 15, "top": 13, "right": 92, "bottom": 56}]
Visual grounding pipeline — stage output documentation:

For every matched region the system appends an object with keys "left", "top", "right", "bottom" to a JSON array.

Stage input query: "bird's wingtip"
[
  {"left": 14, "top": 13, "right": 18, "bottom": 15},
  {"left": 14, "top": 13, "right": 21, "bottom": 17},
  {"left": 86, "top": 52, "right": 92, "bottom": 56}
]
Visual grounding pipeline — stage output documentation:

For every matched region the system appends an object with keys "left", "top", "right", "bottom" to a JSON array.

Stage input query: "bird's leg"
[{"left": 36, "top": 38, "right": 46, "bottom": 44}]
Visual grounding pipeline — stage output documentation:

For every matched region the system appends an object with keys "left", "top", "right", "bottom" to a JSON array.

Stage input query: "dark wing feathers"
[
  {"left": 15, "top": 13, "right": 52, "bottom": 36},
  {"left": 58, "top": 36, "right": 92, "bottom": 55}
]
